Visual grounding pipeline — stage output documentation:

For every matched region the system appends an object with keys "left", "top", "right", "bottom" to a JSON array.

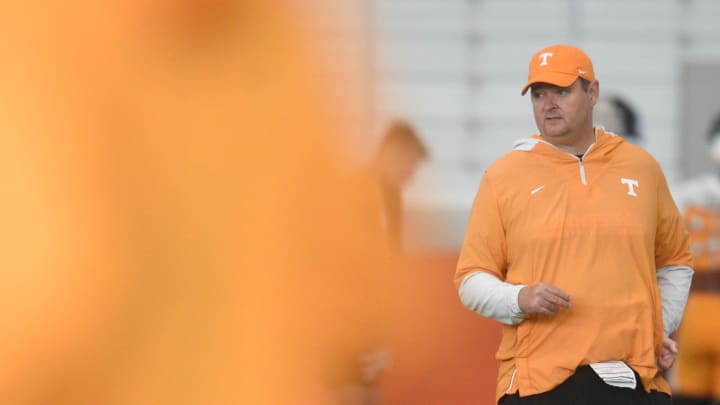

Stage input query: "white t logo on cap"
[{"left": 539, "top": 52, "right": 553, "bottom": 66}]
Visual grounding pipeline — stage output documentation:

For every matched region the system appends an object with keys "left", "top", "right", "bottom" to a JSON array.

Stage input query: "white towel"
[{"left": 589, "top": 361, "right": 637, "bottom": 389}]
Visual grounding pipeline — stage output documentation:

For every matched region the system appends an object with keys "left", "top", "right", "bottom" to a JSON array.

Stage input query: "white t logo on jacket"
[{"left": 621, "top": 178, "right": 639, "bottom": 197}]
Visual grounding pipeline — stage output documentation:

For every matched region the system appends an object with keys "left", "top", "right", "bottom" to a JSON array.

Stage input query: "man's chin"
[{"left": 541, "top": 130, "right": 566, "bottom": 139}]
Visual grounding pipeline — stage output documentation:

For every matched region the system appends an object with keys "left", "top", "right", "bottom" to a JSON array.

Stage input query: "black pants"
[
  {"left": 499, "top": 366, "right": 671, "bottom": 405},
  {"left": 672, "top": 396, "right": 718, "bottom": 405}
]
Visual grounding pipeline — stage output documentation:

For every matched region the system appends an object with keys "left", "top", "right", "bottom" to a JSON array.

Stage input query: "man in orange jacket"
[{"left": 455, "top": 44, "right": 694, "bottom": 404}]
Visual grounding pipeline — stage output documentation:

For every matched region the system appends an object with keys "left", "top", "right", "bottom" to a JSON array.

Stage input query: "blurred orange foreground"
[{"left": 0, "top": 1, "right": 499, "bottom": 404}]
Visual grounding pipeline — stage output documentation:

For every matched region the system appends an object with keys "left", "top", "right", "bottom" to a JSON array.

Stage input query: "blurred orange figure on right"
[{"left": 671, "top": 113, "right": 720, "bottom": 405}]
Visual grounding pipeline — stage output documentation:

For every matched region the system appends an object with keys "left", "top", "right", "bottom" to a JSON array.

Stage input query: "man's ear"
[{"left": 589, "top": 80, "right": 600, "bottom": 106}]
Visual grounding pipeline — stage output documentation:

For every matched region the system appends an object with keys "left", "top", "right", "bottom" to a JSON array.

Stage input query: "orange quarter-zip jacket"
[{"left": 456, "top": 128, "right": 693, "bottom": 401}]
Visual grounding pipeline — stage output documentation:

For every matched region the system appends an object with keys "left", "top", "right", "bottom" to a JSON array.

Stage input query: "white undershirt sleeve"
[
  {"left": 656, "top": 265, "right": 694, "bottom": 336},
  {"left": 458, "top": 271, "right": 527, "bottom": 325},
  {"left": 459, "top": 266, "right": 692, "bottom": 332}
]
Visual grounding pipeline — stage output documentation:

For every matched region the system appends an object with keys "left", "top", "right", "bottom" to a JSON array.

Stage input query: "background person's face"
[
  {"left": 388, "top": 150, "right": 423, "bottom": 188},
  {"left": 709, "top": 133, "right": 720, "bottom": 166}
]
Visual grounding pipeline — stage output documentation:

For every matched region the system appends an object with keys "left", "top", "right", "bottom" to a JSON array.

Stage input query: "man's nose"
[{"left": 542, "top": 94, "right": 558, "bottom": 111}]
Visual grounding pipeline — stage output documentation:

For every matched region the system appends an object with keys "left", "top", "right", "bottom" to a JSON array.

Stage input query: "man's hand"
[
  {"left": 518, "top": 282, "right": 572, "bottom": 316},
  {"left": 656, "top": 336, "right": 678, "bottom": 372}
]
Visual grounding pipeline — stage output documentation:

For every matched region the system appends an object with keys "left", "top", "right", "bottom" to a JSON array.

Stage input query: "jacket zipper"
[
  {"left": 578, "top": 157, "right": 587, "bottom": 185},
  {"left": 534, "top": 129, "right": 597, "bottom": 186}
]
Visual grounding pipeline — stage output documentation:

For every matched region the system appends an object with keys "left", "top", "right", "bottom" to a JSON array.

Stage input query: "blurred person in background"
[
  {"left": 355, "top": 119, "right": 429, "bottom": 253},
  {"left": 327, "top": 119, "right": 428, "bottom": 405},
  {"left": 670, "top": 113, "right": 720, "bottom": 405},
  {"left": 455, "top": 44, "right": 694, "bottom": 404},
  {"left": 594, "top": 95, "right": 642, "bottom": 145}
]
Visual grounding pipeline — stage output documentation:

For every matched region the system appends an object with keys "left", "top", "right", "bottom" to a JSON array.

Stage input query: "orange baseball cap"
[{"left": 521, "top": 44, "right": 595, "bottom": 95}]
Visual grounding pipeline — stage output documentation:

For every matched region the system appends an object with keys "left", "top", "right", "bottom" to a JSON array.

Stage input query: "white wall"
[{"left": 366, "top": 0, "right": 720, "bottom": 250}]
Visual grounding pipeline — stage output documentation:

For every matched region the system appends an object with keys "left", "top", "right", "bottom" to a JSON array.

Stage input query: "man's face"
[{"left": 530, "top": 79, "right": 598, "bottom": 141}]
